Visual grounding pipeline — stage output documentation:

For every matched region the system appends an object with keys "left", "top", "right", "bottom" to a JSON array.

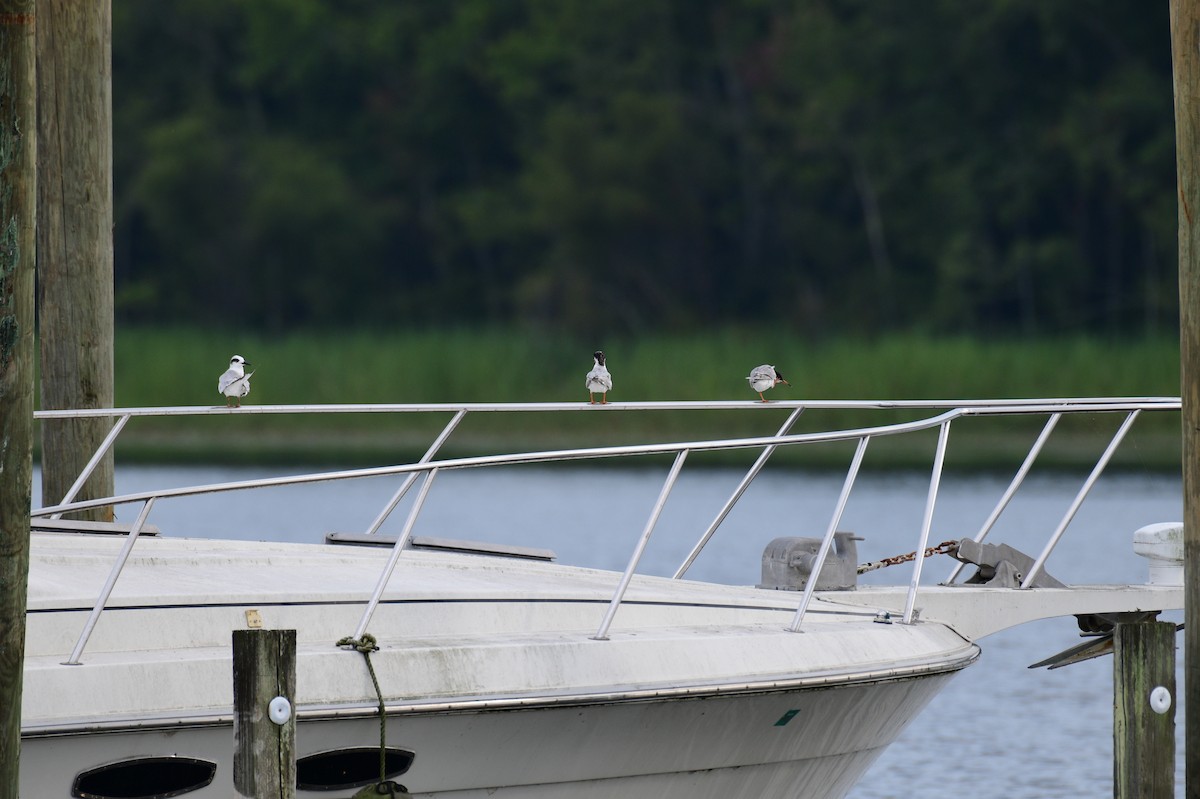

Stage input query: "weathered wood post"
[
  {"left": 36, "top": 0, "right": 115, "bottom": 521},
  {"left": 1172, "top": 1, "right": 1200, "bottom": 796},
  {"left": 233, "top": 629, "right": 297, "bottom": 799},
  {"left": 0, "top": 1, "right": 37, "bottom": 795},
  {"left": 1114, "top": 620, "right": 1177, "bottom": 798}
]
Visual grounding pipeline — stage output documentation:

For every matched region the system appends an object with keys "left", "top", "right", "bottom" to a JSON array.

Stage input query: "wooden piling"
[
  {"left": 1172, "top": 1, "right": 1200, "bottom": 795},
  {"left": 0, "top": 2, "right": 38, "bottom": 795},
  {"left": 233, "top": 629, "right": 297, "bottom": 799},
  {"left": 1114, "top": 620, "right": 1176, "bottom": 798},
  {"left": 35, "top": 0, "right": 115, "bottom": 521}
]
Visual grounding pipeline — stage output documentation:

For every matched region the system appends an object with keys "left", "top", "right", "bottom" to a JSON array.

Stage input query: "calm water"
[{"left": 34, "top": 464, "right": 1185, "bottom": 797}]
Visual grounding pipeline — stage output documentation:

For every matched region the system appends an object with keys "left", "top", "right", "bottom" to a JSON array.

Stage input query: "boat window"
[
  {"left": 296, "top": 747, "right": 414, "bottom": 791},
  {"left": 72, "top": 756, "right": 216, "bottom": 798}
]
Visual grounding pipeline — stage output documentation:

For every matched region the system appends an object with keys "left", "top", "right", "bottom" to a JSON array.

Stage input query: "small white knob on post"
[
  {"left": 268, "top": 696, "right": 292, "bottom": 725},
  {"left": 1149, "top": 685, "right": 1172, "bottom": 715}
]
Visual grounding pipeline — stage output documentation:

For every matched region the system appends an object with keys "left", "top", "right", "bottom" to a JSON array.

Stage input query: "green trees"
[{"left": 111, "top": 0, "right": 1177, "bottom": 337}]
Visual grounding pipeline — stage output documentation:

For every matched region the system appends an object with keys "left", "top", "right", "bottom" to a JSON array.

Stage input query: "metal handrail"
[
  {"left": 32, "top": 397, "right": 1181, "bottom": 421},
  {"left": 33, "top": 410, "right": 974, "bottom": 518},
  {"left": 33, "top": 397, "right": 1181, "bottom": 661},
  {"left": 35, "top": 400, "right": 1177, "bottom": 520}
]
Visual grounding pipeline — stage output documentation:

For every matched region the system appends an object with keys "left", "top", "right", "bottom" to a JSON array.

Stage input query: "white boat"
[{"left": 21, "top": 398, "right": 1183, "bottom": 798}]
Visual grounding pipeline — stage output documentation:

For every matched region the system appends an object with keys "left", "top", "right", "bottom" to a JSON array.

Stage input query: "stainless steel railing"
[{"left": 32, "top": 397, "right": 1180, "bottom": 663}]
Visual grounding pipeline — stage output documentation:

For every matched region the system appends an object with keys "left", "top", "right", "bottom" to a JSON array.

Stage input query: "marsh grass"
[{"left": 90, "top": 327, "right": 1181, "bottom": 468}]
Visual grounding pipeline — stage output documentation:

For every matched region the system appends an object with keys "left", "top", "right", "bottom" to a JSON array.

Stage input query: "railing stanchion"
[
  {"left": 903, "top": 421, "right": 952, "bottom": 624},
  {"left": 64, "top": 496, "right": 156, "bottom": 665},
  {"left": 362, "top": 409, "right": 467, "bottom": 536},
  {"left": 593, "top": 451, "right": 689, "bottom": 641},
  {"left": 787, "top": 436, "right": 869, "bottom": 632},
  {"left": 51, "top": 413, "right": 130, "bottom": 519},
  {"left": 674, "top": 407, "right": 805, "bottom": 579},
  {"left": 945, "top": 413, "right": 1061, "bottom": 584},
  {"left": 352, "top": 468, "right": 439, "bottom": 640},
  {"left": 1021, "top": 410, "right": 1140, "bottom": 589}
]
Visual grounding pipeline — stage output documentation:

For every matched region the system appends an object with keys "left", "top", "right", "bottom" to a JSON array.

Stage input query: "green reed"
[{"left": 97, "top": 327, "right": 1180, "bottom": 467}]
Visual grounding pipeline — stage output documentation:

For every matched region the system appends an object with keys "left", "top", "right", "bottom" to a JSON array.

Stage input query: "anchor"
[{"left": 948, "top": 539, "right": 1066, "bottom": 589}]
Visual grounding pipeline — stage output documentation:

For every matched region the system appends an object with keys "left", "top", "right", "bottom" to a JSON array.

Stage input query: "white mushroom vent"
[{"left": 1132, "top": 522, "right": 1184, "bottom": 586}]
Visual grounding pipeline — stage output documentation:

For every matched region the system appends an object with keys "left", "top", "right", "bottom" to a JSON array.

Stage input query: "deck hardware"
[
  {"left": 760, "top": 532, "right": 861, "bottom": 591},
  {"left": 1132, "top": 523, "right": 1185, "bottom": 585},
  {"left": 245, "top": 609, "right": 263, "bottom": 628},
  {"left": 858, "top": 540, "right": 958, "bottom": 576},
  {"left": 951, "top": 540, "right": 1064, "bottom": 589}
]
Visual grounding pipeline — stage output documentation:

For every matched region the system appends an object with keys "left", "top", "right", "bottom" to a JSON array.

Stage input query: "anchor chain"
[
  {"left": 337, "top": 634, "right": 412, "bottom": 799},
  {"left": 857, "top": 540, "right": 959, "bottom": 575}
]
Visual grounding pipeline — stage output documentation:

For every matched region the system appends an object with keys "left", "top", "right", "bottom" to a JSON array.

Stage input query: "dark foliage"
[{"left": 112, "top": 1, "right": 1178, "bottom": 337}]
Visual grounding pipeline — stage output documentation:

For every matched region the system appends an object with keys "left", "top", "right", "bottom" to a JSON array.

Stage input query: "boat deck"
[{"left": 24, "top": 531, "right": 980, "bottom": 733}]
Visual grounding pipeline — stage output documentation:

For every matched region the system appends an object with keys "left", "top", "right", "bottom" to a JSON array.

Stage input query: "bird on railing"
[
  {"left": 218, "top": 355, "right": 254, "bottom": 408},
  {"left": 747, "top": 364, "right": 790, "bottom": 402},
  {"left": 586, "top": 351, "right": 612, "bottom": 405}
]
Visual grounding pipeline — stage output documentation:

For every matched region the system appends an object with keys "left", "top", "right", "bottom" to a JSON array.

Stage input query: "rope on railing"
[{"left": 337, "top": 634, "right": 411, "bottom": 798}]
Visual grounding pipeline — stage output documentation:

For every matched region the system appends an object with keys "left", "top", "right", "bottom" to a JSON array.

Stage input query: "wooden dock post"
[
  {"left": 0, "top": 2, "right": 38, "bottom": 796},
  {"left": 1172, "top": 0, "right": 1200, "bottom": 796},
  {"left": 233, "top": 629, "right": 297, "bottom": 799},
  {"left": 36, "top": 0, "right": 116, "bottom": 521},
  {"left": 1114, "top": 620, "right": 1176, "bottom": 798}
]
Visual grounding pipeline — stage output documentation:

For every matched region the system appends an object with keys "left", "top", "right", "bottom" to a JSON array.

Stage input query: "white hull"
[
  {"left": 22, "top": 533, "right": 976, "bottom": 798},
  {"left": 23, "top": 672, "right": 961, "bottom": 798}
]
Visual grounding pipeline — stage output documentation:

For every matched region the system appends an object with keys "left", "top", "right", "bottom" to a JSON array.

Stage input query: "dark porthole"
[
  {"left": 72, "top": 756, "right": 216, "bottom": 799},
  {"left": 296, "top": 747, "right": 415, "bottom": 791}
]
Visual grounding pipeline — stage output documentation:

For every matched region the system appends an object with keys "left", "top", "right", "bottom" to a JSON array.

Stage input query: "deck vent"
[
  {"left": 296, "top": 746, "right": 414, "bottom": 791},
  {"left": 71, "top": 756, "right": 215, "bottom": 798}
]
